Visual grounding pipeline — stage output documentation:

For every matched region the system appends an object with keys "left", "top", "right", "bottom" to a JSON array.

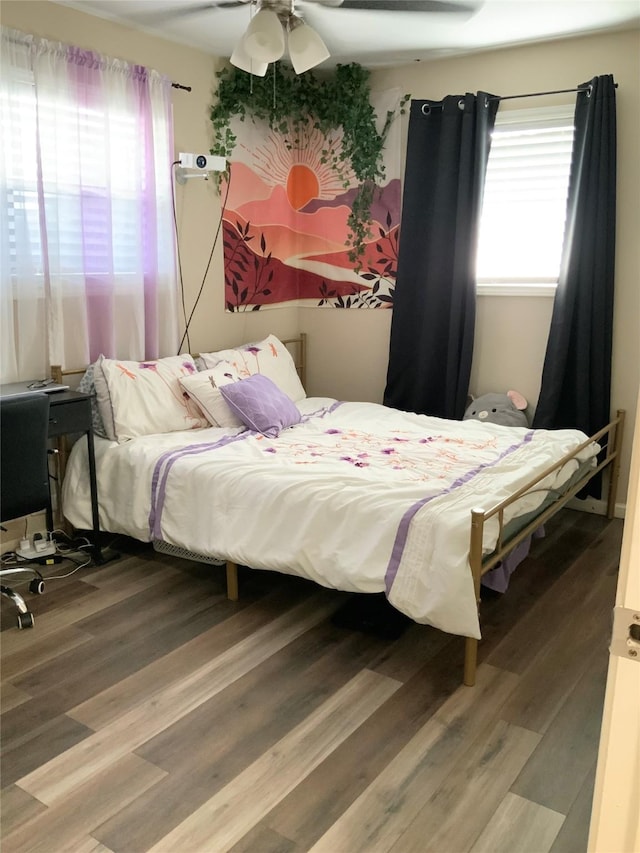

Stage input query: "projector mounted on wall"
[
  {"left": 175, "top": 152, "right": 227, "bottom": 184},
  {"left": 179, "top": 152, "right": 226, "bottom": 170}
]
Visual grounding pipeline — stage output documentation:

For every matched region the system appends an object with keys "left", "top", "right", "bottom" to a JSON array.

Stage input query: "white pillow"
[
  {"left": 179, "top": 363, "right": 244, "bottom": 429},
  {"left": 93, "top": 354, "right": 209, "bottom": 442},
  {"left": 199, "top": 334, "right": 306, "bottom": 403}
]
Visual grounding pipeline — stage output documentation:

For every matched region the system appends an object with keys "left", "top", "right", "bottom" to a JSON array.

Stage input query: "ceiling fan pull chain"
[{"left": 273, "top": 61, "right": 277, "bottom": 110}]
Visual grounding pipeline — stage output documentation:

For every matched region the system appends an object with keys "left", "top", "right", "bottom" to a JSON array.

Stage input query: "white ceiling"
[{"left": 59, "top": 0, "right": 640, "bottom": 68}]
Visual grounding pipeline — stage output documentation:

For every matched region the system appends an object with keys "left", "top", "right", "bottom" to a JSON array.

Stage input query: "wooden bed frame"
[{"left": 51, "top": 333, "right": 625, "bottom": 688}]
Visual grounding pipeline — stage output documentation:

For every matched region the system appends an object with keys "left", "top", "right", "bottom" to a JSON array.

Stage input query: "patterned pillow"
[
  {"left": 179, "top": 364, "right": 244, "bottom": 429},
  {"left": 199, "top": 334, "right": 306, "bottom": 403},
  {"left": 93, "top": 354, "right": 209, "bottom": 442},
  {"left": 219, "top": 374, "right": 301, "bottom": 437}
]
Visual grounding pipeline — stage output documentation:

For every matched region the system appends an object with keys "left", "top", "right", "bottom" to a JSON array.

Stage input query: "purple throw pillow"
[{"left": 219, "top": 373, "right": 301, "bottom": 437}]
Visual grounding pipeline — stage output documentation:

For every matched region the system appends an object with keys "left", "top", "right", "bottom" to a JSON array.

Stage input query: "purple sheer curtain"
[{"left": 1, "top": 28, "right": 178, "bottom": 382}]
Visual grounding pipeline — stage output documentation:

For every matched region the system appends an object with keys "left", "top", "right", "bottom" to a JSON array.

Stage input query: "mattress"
[{"left": 62, "top": 397, "right": 598, "bottom": 639}]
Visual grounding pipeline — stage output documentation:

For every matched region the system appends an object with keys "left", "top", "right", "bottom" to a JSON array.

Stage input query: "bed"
[{"left": 52, "top": 334, "right": 625, "bottom": 686}]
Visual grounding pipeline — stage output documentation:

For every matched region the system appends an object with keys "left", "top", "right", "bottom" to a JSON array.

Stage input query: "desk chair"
[{"left": 1, "top": 393, "right": 53, "bottom": 628}]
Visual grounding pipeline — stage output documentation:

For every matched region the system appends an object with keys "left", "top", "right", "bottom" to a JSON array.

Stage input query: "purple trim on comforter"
[
  {"left": 300, "top": 400, "right": 344, "bottom": 423},
  {"left": 148, "top": 402, "right": 341, "bottom": 538},
  {"left": 148, "top": 432, "right": 249, "bottom": 538},
  {"left": 384, "top": 431, "right": 534, "bottom": 593}
]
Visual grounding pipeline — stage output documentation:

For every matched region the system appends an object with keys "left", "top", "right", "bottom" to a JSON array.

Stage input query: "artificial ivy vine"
[{"left": 209, "top": 61, "right": 409, "bottom": 265}]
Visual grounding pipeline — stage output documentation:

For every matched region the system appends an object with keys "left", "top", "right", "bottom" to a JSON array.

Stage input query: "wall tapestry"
[{"left": 221, "top": 88, "right": 403, "bottom": 311}]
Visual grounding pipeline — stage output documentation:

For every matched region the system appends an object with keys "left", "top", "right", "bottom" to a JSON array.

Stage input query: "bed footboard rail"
[{"left": 463, "top": 409, "right": 625, "bottom": 687}]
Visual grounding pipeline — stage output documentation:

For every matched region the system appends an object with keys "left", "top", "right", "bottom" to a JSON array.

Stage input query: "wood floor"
[{"left": 0, "top": 509, "right": 622, "bottom": 853}]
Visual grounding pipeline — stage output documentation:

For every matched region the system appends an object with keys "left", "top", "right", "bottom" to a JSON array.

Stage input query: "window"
[
  {"left": 476, "top": 105, "right": 575, "bottom": 295},
  {"left": 1, "top": 29, "right": 178, "bottom": 381},
  {"left": 3, "top": 65, "right": 175, "bottom": 284}
]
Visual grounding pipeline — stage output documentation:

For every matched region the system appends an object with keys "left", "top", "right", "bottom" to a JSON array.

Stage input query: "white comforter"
[{"left": 62, "top": 398, "right": 597, "bottom": 639}]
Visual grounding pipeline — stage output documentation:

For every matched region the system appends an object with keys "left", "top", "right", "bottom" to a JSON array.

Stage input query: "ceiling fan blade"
[
  {"left": 333, "top": 0, "right": 479, "bottom": 12},
  {"left": 129, "top": 1, "right": 248, "bottom": 25}
]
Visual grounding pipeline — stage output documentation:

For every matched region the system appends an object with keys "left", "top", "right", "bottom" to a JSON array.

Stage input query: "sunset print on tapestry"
[{"left": 223, "top": 89, "right": 402, "bottom": 311}]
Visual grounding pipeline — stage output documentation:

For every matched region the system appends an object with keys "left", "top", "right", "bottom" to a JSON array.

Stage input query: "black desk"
[{"left": 47, "top": 391, "right": 112, "bottom": 565}]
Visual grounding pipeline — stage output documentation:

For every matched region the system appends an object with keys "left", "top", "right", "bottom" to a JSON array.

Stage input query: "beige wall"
[{"left": 2, "top": 2, "right": 638, "bottom": 504}]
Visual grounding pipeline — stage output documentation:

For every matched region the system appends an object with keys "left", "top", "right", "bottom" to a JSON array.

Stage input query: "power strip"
[{"left": 16, "top": 535, "right": 57, "bottom": 560}]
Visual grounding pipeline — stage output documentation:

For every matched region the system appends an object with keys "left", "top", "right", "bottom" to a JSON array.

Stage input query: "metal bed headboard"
[{"left": 51, "top": 332, "right": 307, "bottom": 390}]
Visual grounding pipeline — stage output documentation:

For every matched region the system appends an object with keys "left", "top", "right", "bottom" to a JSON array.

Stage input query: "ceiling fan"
[{"left": 142, "top": 0, "right": 481, "bottom": 75}]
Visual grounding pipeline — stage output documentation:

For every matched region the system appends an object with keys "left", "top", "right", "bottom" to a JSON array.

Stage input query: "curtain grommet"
[
  {"left": 586, "top": 84, "right": 593, "bottom": 98},
  {"left": 458, "top": 98, "right": 465, "bottom": 111},
  {"left": 422, "top": 103, "right": 431, "bottom": 116}
]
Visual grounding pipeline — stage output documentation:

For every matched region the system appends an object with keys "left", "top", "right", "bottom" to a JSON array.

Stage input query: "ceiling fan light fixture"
[
  {"left": 287, "top": 16, "right": 330, "bottom": 74},
  {"left": 230, "top": 38, "right": 269, "bottom": 76},
  {"left": 242, "top": 8, "right": 286, "bottom": 63}
]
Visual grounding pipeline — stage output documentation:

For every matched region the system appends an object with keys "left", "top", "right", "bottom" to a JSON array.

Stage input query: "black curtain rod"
[
  {"left": 172, "top": 82, "right": 192, "bottom": 92},
  {"left": 420, "top": 81, "right": 617, "bottom": 114},
  {"left": 488, "top": 82, "right": 617, "bottom": 103}
]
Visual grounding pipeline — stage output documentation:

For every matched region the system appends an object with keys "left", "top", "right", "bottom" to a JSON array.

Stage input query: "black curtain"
[
  {"left": 533, "top": 75, "right": 617, "bottom": 446},
  {"left": 384, "top": 93, "right": 499, "bottom": 420}
]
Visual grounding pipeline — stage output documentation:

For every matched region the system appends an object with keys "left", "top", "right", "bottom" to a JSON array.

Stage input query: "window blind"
[{"left": 476, "top": 104, "right": 575, "bottom": 286}]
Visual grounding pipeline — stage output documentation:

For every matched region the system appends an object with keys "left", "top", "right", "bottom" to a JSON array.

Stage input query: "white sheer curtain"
[{"left": 0, "top": 28, "right": 178, "bottom": 383}]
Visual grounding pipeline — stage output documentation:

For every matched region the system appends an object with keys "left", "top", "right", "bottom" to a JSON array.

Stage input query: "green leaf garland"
[{"left": 210, "top": 62, "right": 409, "bottom": 266}]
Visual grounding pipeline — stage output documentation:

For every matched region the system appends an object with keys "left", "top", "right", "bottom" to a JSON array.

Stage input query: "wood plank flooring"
[{"left": 1, "top": 509, "right": 622, "bottom": 852}]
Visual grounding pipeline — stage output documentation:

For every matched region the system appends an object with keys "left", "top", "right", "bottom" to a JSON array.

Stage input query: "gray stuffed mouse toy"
[{"left": 463, "top": 390, "right": 529, "bottom": 428}]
